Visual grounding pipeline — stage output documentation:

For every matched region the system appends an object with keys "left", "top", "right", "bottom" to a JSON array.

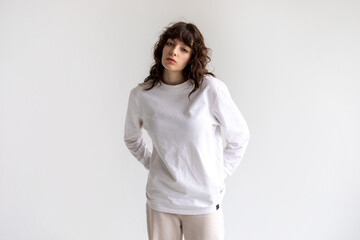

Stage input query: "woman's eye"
[
  {"left": 182, "top": 48, "right": 188, "bottom": 53},
  {"left": 167, "top": 42, "right": 173, "bottom": 46}
]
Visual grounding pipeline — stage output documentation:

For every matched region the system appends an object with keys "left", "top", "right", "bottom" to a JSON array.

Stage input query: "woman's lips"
[{"left": 167, "top": 58, "right": 176, "bottom": 63}]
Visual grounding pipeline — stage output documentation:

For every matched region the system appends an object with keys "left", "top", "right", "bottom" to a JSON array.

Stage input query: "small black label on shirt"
[{"left": 216, "top": 204, "right": 220, "bottom": 210}]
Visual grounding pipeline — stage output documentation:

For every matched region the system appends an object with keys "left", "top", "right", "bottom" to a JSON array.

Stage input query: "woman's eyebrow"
[{"left": 170, "top": 39, "right": 190, "bottom": 47}]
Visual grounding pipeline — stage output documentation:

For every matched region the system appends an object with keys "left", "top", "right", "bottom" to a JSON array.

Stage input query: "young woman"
[{"left": 124, "top": 21, "right": 250, "bottom": 240}]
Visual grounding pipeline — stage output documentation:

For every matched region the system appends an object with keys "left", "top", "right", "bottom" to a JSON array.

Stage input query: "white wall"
[{"left": 1, "top": 0, "right": 359, "bottom": 239}]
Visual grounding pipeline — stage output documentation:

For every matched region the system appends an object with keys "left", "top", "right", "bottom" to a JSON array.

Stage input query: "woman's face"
[{"left": 161, "top": 38, "right": 192, "bottom": 73}]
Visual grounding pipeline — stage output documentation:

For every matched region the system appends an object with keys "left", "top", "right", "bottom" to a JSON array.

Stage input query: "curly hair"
[{"left": 139, "top": 21, "right": 215, "bottom": 100}]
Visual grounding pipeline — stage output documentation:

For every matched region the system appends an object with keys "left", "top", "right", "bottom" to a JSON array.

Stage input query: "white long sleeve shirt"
[{"left": 124, "top": 74, "right": 250, "bottom": 215}]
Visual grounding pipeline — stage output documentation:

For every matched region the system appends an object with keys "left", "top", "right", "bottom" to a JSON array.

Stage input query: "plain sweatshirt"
[{"left": 124, "top": 74, "right": 250, "bottom": 215}]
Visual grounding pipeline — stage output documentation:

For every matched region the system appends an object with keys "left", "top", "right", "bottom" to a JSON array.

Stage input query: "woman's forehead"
[{"left": 169, "top": 38, "right": 185, "bottom": 43}]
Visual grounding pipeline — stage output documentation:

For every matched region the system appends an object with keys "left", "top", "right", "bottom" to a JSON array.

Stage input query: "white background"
[{"left": 1, "top": 0, "right": 359, "bottom": 239}]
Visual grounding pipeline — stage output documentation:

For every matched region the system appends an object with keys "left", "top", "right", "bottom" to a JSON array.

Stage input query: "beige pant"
[{"left": 146, "top": 203, "right": 225, "bottom": 240}]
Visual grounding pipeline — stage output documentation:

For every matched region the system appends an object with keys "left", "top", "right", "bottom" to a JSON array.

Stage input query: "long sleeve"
[
  {"left": 212, "top": 81, "right": 250, "bottom": 178},
  {"left": 123, "top": 88, "right": 152, "bottom": 170}
]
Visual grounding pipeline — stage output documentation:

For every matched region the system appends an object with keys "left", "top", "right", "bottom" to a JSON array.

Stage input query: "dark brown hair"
[{"left": 139, "top": 21, "right": 215, "bottom": 100}]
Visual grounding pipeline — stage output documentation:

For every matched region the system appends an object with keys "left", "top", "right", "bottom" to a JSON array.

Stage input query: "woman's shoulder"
[
  {"left": 131, "top": 81, "right": 152, "bottom": 92},
  {"left": 202, "top": 74, "right": 227, "bottom": 92},
  {"left": 128, "top": 82, "right": 148, "bottom": 101}
]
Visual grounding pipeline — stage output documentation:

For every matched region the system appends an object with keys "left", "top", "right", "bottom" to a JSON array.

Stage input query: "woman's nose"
[{"left": 171, "top": 46, "right": 179, "bottom": 56}]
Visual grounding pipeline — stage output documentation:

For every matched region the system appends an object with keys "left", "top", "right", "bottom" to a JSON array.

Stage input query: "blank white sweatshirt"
[{"left": 124, "top": 74, "right": 250, "bottom": 215}]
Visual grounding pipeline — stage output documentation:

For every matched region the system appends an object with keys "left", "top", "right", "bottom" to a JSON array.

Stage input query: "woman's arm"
[
  {"left": 123, "top": 88, "right": 152, "bottom": 170},
  {"left": 212, "top": 81, "right": 250, "bottom": 179}
]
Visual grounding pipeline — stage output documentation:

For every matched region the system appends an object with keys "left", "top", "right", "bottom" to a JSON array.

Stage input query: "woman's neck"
[{"left": 162, "top": 70, "right": 186, "bottom": 85}]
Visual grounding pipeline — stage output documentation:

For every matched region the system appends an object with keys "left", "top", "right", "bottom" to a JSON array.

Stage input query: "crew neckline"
[{"left": 159, "top": 79, "right": 193, "bottom": 90}]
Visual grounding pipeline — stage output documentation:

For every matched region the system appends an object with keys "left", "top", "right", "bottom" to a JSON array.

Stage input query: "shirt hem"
[{"left": 146, "top": 200, "right": 223, "bottom": 215}]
